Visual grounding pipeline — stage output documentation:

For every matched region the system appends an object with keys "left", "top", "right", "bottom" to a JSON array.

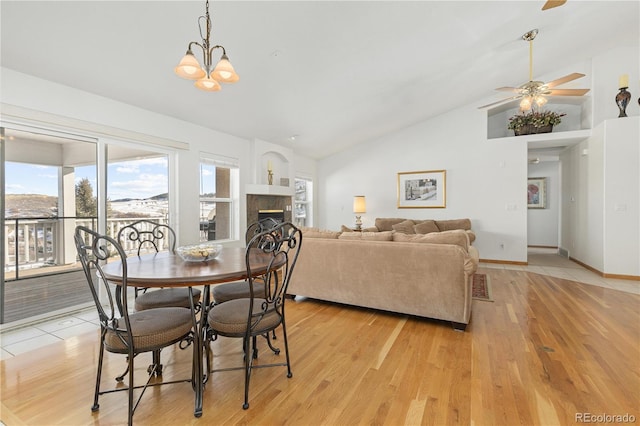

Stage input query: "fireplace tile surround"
[{"left": 246, "top": 194, "right": 292, "bottom": 226}]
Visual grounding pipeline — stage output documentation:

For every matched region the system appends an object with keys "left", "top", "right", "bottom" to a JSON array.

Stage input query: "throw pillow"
[
  {"left": 341, "top": 224, "right": 355, "bottom": 232},
  {"left": 412, "top": 220, "right": 439, "bottom": 234},
  {"left": 391, "top": 219, "right": 416, "bottom": 234},
  {"left": 435, "top": 218, "right": 471, "bottom": 231},
  {"left": 374, "top": 218, "right": 406, "bottom": 232}
]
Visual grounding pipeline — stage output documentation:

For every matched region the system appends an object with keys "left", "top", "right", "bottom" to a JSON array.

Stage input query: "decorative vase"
[
  {"left": 616, "top": 88, "right": 631, "bottom": 117},
  {"left": 267, "top": 170, "right": 273, "bottom": 185},
  {"left": 514, "top": 124, "right": 553, "bottom": 136}
]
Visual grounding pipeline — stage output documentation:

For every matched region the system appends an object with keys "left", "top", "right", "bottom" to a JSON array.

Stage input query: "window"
[
  {"left": 294, "top": 178, "right": 313, "bottom": 227},
  {"left": 200, "top": 156, "right": 239, "bottom": 242}
]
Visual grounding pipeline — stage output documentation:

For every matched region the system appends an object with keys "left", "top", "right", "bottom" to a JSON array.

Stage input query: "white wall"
[
  {"left": 528, "top": 161, "right": 560, "bottom": 247},
  {"left": 317, "top": 104, "right": 529, "bottom": 263},
  {"left": 0, "top": 68, "right": 318, "bottom": 245}
]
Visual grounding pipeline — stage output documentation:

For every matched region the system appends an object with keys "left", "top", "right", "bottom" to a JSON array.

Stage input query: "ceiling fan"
[
  {"left": 542, "top": 0, "right": 567, "bottom": 11},
  {"left": 479, "top": 28, "right": 590, "bottom": 110}
]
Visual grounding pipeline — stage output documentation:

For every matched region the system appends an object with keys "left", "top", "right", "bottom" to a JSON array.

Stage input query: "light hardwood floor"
[{"left": 1, "top": 266, "right": 639, "bottom": 425}]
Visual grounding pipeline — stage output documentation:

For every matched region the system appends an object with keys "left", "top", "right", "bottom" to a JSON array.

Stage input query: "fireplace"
[
  {"left": 258, "top": 209, "right": 285, "bottom": 223},
  {"left": 246, "top": 194, "right": 292, "bottom": 227}
]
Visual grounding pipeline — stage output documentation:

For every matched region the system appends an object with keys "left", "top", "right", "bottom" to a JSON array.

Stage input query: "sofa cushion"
[
  {"left": 393, "top": 230, "right": 469, "bottom": 251},
  {"left": 339, "top": 231, "right": 395, "bottom": 241},
  {"left": 466, "top": 230, "right": 476, "bottom": 244},
  {"left": 374, "top": 218, "right": 407, "bottom": 232},
  {"left": 435, "top": 218, "right": 471, "bottom": 231},
  {"left": 391, "top": 219, "right": 416, "bottom": 234},
  {"left": 305, "top": 230, "right": 341, "bottom": 239},
  {"left": 412, "top": 220, "right": 439, "bottom": 234},
  {"left": 300, "top": 226, "right": 320, "bottom": 233},
  {"left": 363, "top": 231, "right": 394, "bottom": 241},
  {"left": 338, "top": 231, "right": 361, "bottom": 240}
]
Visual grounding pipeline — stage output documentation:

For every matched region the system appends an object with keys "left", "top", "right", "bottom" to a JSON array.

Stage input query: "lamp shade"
[
  {"left": 175, "top": 51, "right": 206, "bottom": 80},
  {"left": 353, "top": 196, "right": 366, "bottom": 214},
  {"left": 211, "top": 54, "right": 239, "bottom": 83},
  {"left": 194, "top": 75, "right": 222, "bottom": 92}
]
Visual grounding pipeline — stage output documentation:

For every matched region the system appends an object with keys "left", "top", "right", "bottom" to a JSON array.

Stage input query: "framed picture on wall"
[
  {"left": 397, "top": 170, "right": 446, "bottom": 208},
  {"left": 527, "top": 177, "right": 547, "bottom": 209}
]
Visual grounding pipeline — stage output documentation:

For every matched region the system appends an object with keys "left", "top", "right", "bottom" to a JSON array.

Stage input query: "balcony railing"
[{"left": 4, "top": 216, "right": 168, "bottom": 280}]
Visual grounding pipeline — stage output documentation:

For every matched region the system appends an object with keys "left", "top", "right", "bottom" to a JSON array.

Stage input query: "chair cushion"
[
  {"left": 212, "top": 280, "right": 266, "bottom": 304},
  {"left": 104, "top": 307, "right": 193, "bottom": 353},
  {"left": 208, "top": 298, "right": 281, "bottom": 336},
  {"left": 134, "top": 287, "right": 201, "bottom": 311}
]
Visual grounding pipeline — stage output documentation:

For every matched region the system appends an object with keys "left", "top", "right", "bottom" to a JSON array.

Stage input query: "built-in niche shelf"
[{"left": 486, "top": 96, "right": 592, "bottom": 141}]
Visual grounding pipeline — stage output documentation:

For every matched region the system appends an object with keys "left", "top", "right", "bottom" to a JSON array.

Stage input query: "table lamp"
[{"left": 353, "top": 195, "right": 366, "bottom": 230}]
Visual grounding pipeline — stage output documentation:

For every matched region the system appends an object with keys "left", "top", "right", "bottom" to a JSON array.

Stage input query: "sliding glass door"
[
  {"left": 1, "top": 127, "right": 98, "bottom": 324},
  {"left": 1, "top": 128, "right": 173, "bottom": 325}
]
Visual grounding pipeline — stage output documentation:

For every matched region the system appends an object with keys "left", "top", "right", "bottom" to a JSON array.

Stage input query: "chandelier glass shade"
[{"left": 174, "top": 0, "right": 239, "bottom": 91}]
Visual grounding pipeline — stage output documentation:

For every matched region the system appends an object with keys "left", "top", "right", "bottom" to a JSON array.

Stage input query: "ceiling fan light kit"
[
  {"left": 174, "top": 0, "right": 239, "bottom": 92},
  {"left": 479, "top": 28, "right": 590, "bottom": 111}
]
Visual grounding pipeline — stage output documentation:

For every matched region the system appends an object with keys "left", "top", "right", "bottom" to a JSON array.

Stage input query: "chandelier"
[{"left": 174, "top": 0, "right": 239, "bottom": 92}]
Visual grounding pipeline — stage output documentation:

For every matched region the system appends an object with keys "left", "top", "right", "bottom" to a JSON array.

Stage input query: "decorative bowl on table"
[{"left": 176, "top": 242, "right": 223, "bottom": 262}]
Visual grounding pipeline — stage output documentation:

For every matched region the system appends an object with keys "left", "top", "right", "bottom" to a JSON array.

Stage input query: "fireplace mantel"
[{"left": 245, "top": 184, "right": 294, "bottom": 197}]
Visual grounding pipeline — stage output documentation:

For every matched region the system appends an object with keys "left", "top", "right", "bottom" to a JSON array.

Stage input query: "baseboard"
[
  {"left": 570, "top": 257, "right": 640, "bottom": 281},
  {"left": 527, "top": 245, "right": 558, "bottom": 249},
  {"left": 479, "top": 258, "right": 528, "bottom": 266}
]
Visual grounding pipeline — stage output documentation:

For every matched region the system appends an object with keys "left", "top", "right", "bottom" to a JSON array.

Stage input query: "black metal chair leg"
[
  {"left": 92, "top": 336, "right": 106, "bottom": 412},
  {"left": 148, "top": 350, "right": 162, "bottom": 376}
]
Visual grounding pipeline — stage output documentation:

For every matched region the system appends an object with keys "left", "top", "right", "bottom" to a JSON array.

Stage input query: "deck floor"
[{"left": 2, "top": 269, "right": 93, "bottom": 324}]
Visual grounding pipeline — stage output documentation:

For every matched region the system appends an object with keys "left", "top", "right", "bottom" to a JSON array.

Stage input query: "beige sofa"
[{"left": 288, "top": 219, "right": 479, "bottom": 330}]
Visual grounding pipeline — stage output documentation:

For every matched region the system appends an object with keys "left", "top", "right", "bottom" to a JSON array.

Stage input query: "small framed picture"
[
  {"left": 527, "top": 177, "right": 547, "bottom": 209},
  {"left": 280, "top": 178, "right": 290, "bottom": 187},
  {"left": 397, "top": 170, "right": 446, "bottom": 208}
]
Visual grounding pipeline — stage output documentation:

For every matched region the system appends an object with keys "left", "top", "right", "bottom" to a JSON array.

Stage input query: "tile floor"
[{"left": 1, "top": 248, "right": 637, "bottom": 361}]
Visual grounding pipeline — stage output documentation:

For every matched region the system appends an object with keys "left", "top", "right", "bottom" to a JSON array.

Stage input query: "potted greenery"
[{"left": 507, "top": 110, "right": 566, "bottom": 136}]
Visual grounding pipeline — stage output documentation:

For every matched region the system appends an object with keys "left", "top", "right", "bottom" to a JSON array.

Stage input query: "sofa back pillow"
[
  {"left": 339, "top": 231, "right": 395, "bottom": 241},
  {"left": 435, "top": 218, "right": 472, "bottom": 231},
  {"left": 374, "top": 218, "right": 407, "bottom": 232},
  {"left": 412, "top": 220, "right": 439, "bottom": 234},
  {"left": 393, "top": 230, "right": 469, "bottom": 251},
  {"left": 391, "top": 219, "right": 416, "bottom": 234},
  {"left": 362, "top": 231, "right": 394, "bottom": 241},
  {"left": 305, "top": 230, "right": 341, "bottom": 239}
]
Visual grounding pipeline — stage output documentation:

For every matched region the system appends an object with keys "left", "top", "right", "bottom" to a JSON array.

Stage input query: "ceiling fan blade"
[
  {"left": 546, "top": 73, "right": 585, "bottom": 88},
  {"left": 495, "top": 86, "right": 520, "bottom": 92},
  {"left": 542, "top": 0, "right": 567, "bottom": 11},
  {"left": 547, "top": 88, "right": 590, "bottom": 96},
  {"left": 478, "top": 96, "right": 521, "bottom": 109}
]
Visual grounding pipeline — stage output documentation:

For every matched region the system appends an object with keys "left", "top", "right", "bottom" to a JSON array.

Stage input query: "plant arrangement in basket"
[{"left": 507, "top": 110, "right": 566, "bottom": 135}]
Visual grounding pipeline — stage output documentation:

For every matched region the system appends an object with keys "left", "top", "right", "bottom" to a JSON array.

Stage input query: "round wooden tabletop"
[{"left": 102, "top": 247, "right": 271, "bottom": 287}]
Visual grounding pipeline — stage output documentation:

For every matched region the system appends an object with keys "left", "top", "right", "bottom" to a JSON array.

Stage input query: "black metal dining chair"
[
  {"left": 117, "top": 219, "right": 201, "bottom": 312},
  {"left": 204, "top": 221, "right": 302, "bottom": 409},
  {"left": 74, "top": 225, "right": 196, "bottom": 426},
  {"left": 211, "top": 217, "right": 280, "bottom": 305}
]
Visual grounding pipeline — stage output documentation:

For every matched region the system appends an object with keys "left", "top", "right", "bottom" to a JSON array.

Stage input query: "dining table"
[{"left": 101, "top": 246, "right": 275, "bottom": 419}]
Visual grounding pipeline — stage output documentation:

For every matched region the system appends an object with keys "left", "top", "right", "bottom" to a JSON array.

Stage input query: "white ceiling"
[{"left": 1, "top": 1, "right": 638, "bottom": 159}]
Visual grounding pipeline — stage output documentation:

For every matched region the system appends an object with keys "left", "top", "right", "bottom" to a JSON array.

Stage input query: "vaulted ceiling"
[{"left": 1, "top": 1, "right": 638, "bottom": 159}]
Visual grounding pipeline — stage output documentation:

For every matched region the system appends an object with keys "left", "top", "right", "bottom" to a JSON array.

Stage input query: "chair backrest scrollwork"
[
  {"left": 245, "top": 222, "right": 302, "bottom": 327},
  {"left": 117, "top": 219, "right": 176, "bottom": 256}
]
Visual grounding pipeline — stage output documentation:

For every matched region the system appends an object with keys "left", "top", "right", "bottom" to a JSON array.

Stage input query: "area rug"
[{"left": 472, "top": 273, "right": 493, "bottom": 302}]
